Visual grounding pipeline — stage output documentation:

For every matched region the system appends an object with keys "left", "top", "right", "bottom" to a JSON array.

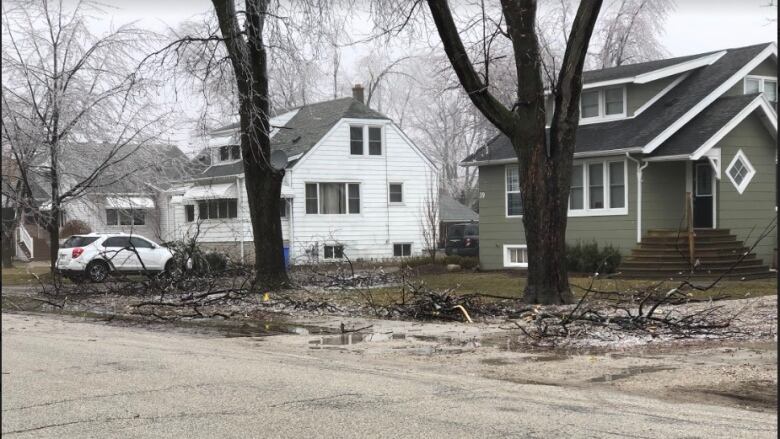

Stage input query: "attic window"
[
  {"left": 349, "top": 125, "right": 383, "bottom": 156},
  {"left": 745, "top": 76, "right": 777, "bottom": 104},
  {"left": 726, "top": 149, "right": 755, "bottom": 194},
  {"left": 580, "top": 87, "right": 625, "bottom": 120},
  {"left": 219, "top": 145, "right": 240, "bottom": 162}
]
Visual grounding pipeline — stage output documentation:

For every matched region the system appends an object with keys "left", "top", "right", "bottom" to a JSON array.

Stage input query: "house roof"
[
  {"left": 581, "top": 52, "right": 715, "bottom": 84},
  {"left": 198, "top": 97, "right": 388, "bottom": 180},
  {"left": 462, "top": 42, "right": 775, "bottom": 165},
  {"left": 649, "top": 94, "right": 760, "bottom": 157},
  {"left": 439, "top": 193, "right": 478, "bottom": 222}
]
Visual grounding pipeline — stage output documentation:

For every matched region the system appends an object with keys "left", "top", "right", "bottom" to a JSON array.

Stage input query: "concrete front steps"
[{"left": 619, "top": 228, "right": 773, "bottom": 279}]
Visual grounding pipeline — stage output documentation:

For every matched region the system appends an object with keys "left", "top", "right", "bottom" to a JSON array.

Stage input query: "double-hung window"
[
  {"left": 580, "top": 87, "right": 626, "bottom": 121},
  {"left": 744, "top": 76, "right": 777, "bottom": 105},
  {"left": 323, "top": 245, "right": 344, "bottom": 259},
  {"left": 305, "top": 183, "right": 360, "bottom": 214},
  {"left": 505, "top": 166, "right": 523, "bottom": 217},
  {"left": 349, "top": 125, "right": 383, "bottom": 156},
  {"left": 197, "top": 199, "right": 237, "bottom": 219},
  {"left": 389, "top": 183, "right": 403, "bottom": 203},
  {"left": 569, "top": 159, "right": 627, "bottom": 216},
  {"left": 106, "top": 209, "right": 145, "bottom": 226},
  {"left": 219, "top": 144, "right": 240, "bottom": 162}
]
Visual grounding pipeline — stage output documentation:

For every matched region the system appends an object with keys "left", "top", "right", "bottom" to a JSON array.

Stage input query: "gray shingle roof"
[
  {"left": 649, "top": 94, "right": 759, "bottom": 157},
  {"left": 463, "top": 43, "right": 773, "bottom": 164},
  {"left": 199, "top": 97, "right": 388, "bottom": 179},
  {"left": 439, "top": 193, "right": 478, "bottom": 222},
  {"left": 582, "top": 52, "right": 715, "bottom": 84}
]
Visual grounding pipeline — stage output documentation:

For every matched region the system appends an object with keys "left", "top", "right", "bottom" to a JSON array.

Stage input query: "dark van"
[{"left": 445, "top": 223, "right": 479, "bottom": 256}]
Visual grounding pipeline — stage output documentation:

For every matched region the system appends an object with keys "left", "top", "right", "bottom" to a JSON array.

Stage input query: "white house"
[{"left": 158, "top": 87, "right": 439, "bottom": 263}]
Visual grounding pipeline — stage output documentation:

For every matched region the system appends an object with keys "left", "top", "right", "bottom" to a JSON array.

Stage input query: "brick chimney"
[{"left": 352, "top": 84, "right": 364, "bottom": 104}]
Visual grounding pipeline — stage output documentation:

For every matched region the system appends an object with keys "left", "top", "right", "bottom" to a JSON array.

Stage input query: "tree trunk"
[
  {"left": 2, "top": 230, "right": 14, "bottom": 268},
  {"left": 48, "top": 208, "right": 60, "bottom": 273}
]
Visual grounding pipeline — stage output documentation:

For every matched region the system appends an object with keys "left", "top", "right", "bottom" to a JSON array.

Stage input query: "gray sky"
[
  {"left": 92, "top": 0, "right": 778, "bottom": 56},
  {"left": 74, "top": 0, "right": 777, "bottom": 153}
]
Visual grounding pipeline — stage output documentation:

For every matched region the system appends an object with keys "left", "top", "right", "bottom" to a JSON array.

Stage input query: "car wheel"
[
  {"left": 160, "top": 259, "right": 178, "bottom": 278},
  {"left": 86, "top": 261, "right": 110, "bottom": 283}
]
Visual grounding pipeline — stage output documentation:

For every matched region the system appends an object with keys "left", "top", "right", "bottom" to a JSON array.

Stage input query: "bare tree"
[
  {"left": 408, "top": 0, "right": 603, "bottom": 304},
  {"left": 419, "top": 176, "right": 440, "bottom": 261},
  {"left": 594, "top": 0, "right": 673, "bottom": 68},
  {"left": 1, "top": 0, "right": 167, "bottom": 272}
]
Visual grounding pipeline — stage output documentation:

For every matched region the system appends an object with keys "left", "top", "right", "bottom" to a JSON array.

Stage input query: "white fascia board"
[
  {"left": 580, "top": 52, "right": 725, "bottom": 90},
  {"left": 643, "top": 154, "right": 690, "bottom": 162},
  {"left": 634, "top": 51, "right": 727, "bottom": 84},
  {"left": 690, "top": 95, "right": 777, "bottom": 160},
  {"left": 633, "top": 72, "right": 691, "bottom": 117},
  {"left": 642, "top": 44, "right": 778, "bottom": 154},
  {"left": 461, "top": 147, "right": 642, "bottom": 167},
  {"left": 582, "top": 78, "right": 634, "bottom": 90}
]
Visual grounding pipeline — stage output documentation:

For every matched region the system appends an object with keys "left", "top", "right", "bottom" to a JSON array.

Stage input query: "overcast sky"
[
  {"left": 92, "top": 0, "right": 778, "bottom": 56},
  {"left": 71, "top": 0, "right": 777, "bottom": 152}
]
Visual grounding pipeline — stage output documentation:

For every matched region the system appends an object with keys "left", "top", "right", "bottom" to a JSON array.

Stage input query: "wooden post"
[{"left": 685, "top": 191, "right": 694, "bottom": 265}]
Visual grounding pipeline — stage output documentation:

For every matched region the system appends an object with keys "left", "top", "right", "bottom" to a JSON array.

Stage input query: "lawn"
[
  {"left": 414, "top": 271, "right": 778, "bottom": 300},
  {"left": 2, "top": 266, "right": 55, "bottom": 286}
]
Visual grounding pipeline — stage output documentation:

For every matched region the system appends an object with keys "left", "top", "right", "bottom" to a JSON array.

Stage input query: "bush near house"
[
  {"left": 566, "top": 242, "right": 622, "bottom": 275},
  {"left": 59, "top": 220, "right": 91, "bottom": 238}
]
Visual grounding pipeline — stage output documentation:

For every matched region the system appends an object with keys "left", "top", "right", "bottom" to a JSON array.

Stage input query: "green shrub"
[{"left": 566, "top": 241, "right": 621, "bottom": 274}]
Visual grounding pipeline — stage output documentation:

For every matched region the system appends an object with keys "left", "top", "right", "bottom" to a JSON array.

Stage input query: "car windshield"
[
  {"left": 449, "top": 226, "right": 465, "bottom": 238},
  {"left": 61, "top": 236, "right": 99, "bottom": 248}
]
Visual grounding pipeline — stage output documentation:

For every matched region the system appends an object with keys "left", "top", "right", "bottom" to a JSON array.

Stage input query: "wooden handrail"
[{"left": 685, "top": 191, "right": 694, "bottom": 265}]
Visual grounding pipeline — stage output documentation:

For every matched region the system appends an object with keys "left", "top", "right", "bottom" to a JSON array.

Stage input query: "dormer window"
[
  {"left": 219, "top": 145, "right": 240, "bottom": 162},
  {"left": 744, "top": 76, "right": 777, "bottom": 105},
  {"left": 349, "top": 125, "right": 383, "bottom": 156},
  {"left": 580, "top": 87, "right": 626, "bottom": 121}
]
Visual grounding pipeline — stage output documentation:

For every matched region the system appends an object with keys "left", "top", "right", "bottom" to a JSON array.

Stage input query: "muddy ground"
[{"left": 2, "top": 285, "right": 777, "bottom": 413}]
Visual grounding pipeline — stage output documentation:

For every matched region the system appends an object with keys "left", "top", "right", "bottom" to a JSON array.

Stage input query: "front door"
[{"left": 693, "top": 162, "right": 714, "bottom": 228}]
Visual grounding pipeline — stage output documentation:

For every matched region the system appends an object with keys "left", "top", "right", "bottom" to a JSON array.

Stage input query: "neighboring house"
[
  {"left": 3, "top": 143, "right": 196, "bottom": 261},
  {"left": 159, "top": 86, "right": 439, "bottom": 263},
  {"left": 463, "top": 42, "right": 777, "bottom": 275},
  {"left": 438, "top": 192, "right": 478, "bottom": 248}
]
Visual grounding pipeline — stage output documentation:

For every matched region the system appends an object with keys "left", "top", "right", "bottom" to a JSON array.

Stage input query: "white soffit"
[
  {"left": 182, "top": 182, "right": 237, "bottom": 200},
  {"left": 105, "top": 196, "right": 155, "bottom": 209}
]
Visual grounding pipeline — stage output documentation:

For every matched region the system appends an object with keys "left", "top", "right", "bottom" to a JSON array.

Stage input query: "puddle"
[
  {"left": 588, "top": 365, "right": 676, "bottom": 383},
  {"left": 308, "top": 332, "right": 407, "bottom": 346}
]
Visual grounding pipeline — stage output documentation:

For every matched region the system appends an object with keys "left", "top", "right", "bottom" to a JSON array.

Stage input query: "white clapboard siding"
[
  {"left": 288, "top": 118, "right": 437, "bottom": 261},
  {"left": 66, "top": 195, "right": 162, "bottom": 241}
]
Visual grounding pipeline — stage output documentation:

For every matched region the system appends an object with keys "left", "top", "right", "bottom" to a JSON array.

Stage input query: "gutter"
[
  {"left": 461, "top": 147, "right": 643, "bottom": 167},
  {"left": 625, "top": 152, "right": 649, "bottom": 243}
]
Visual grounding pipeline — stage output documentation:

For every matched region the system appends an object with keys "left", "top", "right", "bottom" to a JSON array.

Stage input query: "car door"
[
  {"left": 129, "top": 236, "right": 162, "bottom": 271},
  {"left": 100, "top": 236, "right": 134, "bottom": 271}
]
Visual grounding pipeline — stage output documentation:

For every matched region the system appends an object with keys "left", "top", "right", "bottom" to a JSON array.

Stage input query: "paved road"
[{"left": 2, "top": 313, "right": 776, "bottom": 438}]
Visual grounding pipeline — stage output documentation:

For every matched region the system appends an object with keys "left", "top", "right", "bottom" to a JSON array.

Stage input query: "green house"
[{"left": 462, "top": 43, "right": 777, "bottom": 276}]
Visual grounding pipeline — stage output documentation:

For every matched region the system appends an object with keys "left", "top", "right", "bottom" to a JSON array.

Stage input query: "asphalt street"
[{"left": 2, "top": 312, "right": 776, "bottom": 438}]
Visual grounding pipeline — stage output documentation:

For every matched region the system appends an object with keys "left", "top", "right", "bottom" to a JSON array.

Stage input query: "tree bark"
[
  {"left": 427, "top": 0, "right": 601, "bottom": 304},
  {"left": 212, "top": 0, "right": 288, "bottom": 288}
]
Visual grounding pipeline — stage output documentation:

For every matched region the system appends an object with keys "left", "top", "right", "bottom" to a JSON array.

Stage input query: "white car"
[{"left": 56, "top": 233, "right": 176, "bottom": 283}]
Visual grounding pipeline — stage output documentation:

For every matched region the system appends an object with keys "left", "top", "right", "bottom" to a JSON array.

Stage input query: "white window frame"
[
  {"left": 568, "top": 158, "right": 629, "bottom": 217},
  {"left": 348, "top": 125, "right": 384, "bottom": 156},
  {"left": 388, "top": 182, "right": 404, "bottom": 204},
  {"left": 505, "top": 165, "right": 522, "bottom": 218},
  {"left": 323, "top": 244, "right": 345, "bottom": 260},
  {"left": 393, "top": 243, "right": 412, "bottom": 257},
  {"left": 579, "top": 86, "right": 627, "bottom": 124},
  {"left": 304, "top": 182, "right": 361, "bottom": 215},
  {"left": 725, "top": 149, "right": 756, "bottom": 194},
  {"left": 217, "top": 144, "right": 241, "bottom": 163},
  {"left": 743, "top": 75, "right": 777, "bottom": 102},
  {"left": 503, "top": 244, "right": 528, "bottom": 268}
]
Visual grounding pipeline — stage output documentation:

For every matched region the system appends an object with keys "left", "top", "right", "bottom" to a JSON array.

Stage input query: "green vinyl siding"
[
  {"left": 626, "top": 75, "right": 680, "bottom": 116},
  {"left": 641, "top": 161, "right": 687, "bottom": 232},
  {"left": 715, "top": 112, "right": 777, "bottom": 263},
  {"left": 724, "top": 58, "right": 778, "bottom": 97},
  {"left": 477, "top": 161, "right": 638, "bottom": 270}
]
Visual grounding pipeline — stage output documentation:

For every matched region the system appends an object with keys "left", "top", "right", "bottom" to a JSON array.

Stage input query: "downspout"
[
  {"left": 237, "top": 175, "right": 244, "bottom": 264},
  {"left": 384, "top": 128, "right": 390, "bottom": 245},
  {"left": 288, "top": 169, "right": 294, "bottom": 262},
  {"left": 626, "top": 152, "right": 648, "bottom": 243}
]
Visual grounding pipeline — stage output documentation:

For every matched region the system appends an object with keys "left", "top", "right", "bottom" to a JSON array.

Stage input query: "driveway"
[{"left": 2, "top": 312, "right": 776, "bottom": 438}]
